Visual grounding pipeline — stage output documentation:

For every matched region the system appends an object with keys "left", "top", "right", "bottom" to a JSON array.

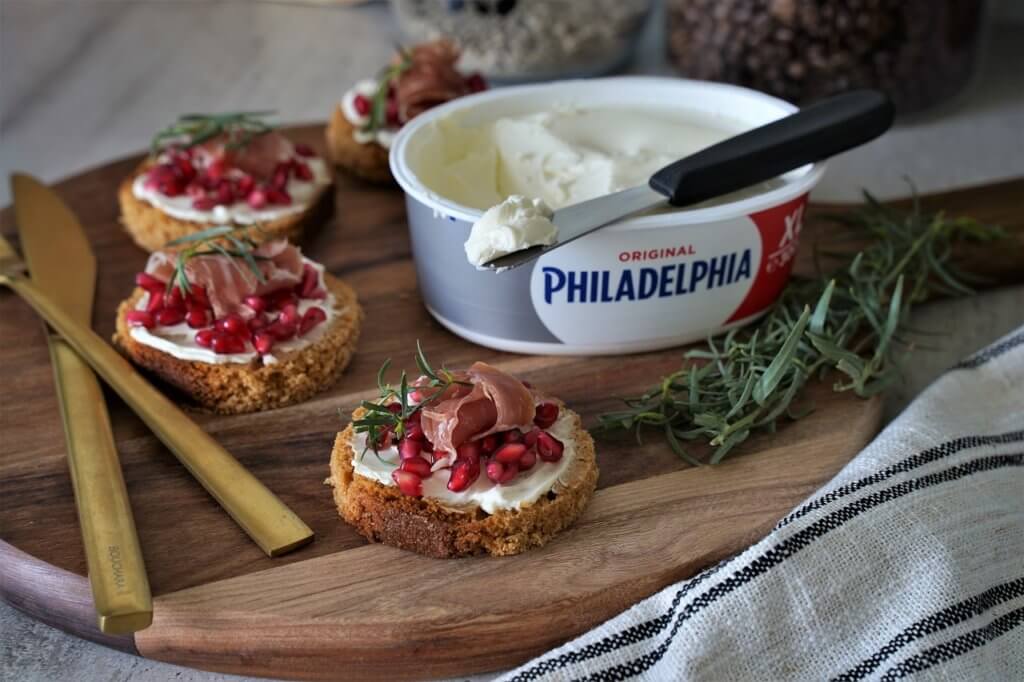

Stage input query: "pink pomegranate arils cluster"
[
  {"left": 383, "top": 401, "right": 566, "bottom": 498},
  {"left": 143, "top": 146, "right": 318, "bottom": 211},
  {"left": 126, "top": 262, "right": 329, "bottom": 357}
]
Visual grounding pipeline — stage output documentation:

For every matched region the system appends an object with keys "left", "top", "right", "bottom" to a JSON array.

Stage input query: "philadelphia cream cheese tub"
[{"left": 390, "top": 76, "right": 825, "bottom": 355}]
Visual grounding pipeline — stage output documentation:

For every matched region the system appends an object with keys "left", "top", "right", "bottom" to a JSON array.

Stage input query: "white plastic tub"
[{"left": 390, "top": 76, "right": 825, "bottom": 355}]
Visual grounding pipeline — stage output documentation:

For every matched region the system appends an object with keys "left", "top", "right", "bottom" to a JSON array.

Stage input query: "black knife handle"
[{"left": 649, "top": 89, "right": 894, "bottom": 206}]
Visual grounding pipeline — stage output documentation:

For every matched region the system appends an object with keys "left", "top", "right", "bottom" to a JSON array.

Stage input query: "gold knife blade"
[
  {"left": 1, "top": 176, "right": 313, "bottom": 558},
  {"left": 13, "top": 173, "right": 152, "bottom": 634}
]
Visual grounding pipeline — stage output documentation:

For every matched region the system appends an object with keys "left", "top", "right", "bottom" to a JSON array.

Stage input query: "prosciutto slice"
[
  {"left": 420, "top": 362, "right": 536, "bottom": 456},
  {"left": 192, "top": 130, "right": 294, "bottom": 180},
  {"left": 145, "top": 239, "right": 304, "bottom": 318}
]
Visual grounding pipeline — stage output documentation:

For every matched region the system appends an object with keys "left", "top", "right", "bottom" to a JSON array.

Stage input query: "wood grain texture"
[
  {"left": 0, "top": 126, "right": 1020, "bottom": 680},
  {"left": 135, "top": 394, "right": 881, "bottom": 681}
]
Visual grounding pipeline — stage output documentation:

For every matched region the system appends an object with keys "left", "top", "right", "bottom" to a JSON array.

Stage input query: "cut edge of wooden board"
[
  {"left": 0, "top": 540, "right": 138, "bottom": 654},
  {"left": 133, "top": 396, "right": 881, "bottom": 681}
]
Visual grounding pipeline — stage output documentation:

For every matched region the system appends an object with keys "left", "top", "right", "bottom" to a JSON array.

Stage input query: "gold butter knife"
[
  {"left": 13, "top": 175, "right": 152, "bottom": 634},
  {"left": 2, "top": 175, "right": 313, "bottom": 558}
]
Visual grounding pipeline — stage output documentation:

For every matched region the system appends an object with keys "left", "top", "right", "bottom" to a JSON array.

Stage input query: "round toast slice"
[
  {"left": 118, "top": 159, "right": 335, "bottom": 253},
  {"left": 325, "top": 105, "right": 393, "bottom": 184},
  {"left": 113, "top": 273, "right": 362, "bottom": 414},
  {"left": 327, "top": 406, "right": 599, "bottom": 558}
]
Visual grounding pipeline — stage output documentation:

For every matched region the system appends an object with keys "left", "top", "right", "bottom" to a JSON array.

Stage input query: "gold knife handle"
[
  {"left": 48, "top": 337, "right": 153, "bottom": 634},
  {"left": 8, "top": 277, "right": 314, "bottom": 556}
]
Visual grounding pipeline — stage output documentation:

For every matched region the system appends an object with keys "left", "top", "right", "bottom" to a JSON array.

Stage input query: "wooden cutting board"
[{"left": 1, "top": 126, "right": 1021, "bottom": 681}]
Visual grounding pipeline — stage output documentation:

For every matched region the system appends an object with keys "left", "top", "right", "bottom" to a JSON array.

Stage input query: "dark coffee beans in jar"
[{"left": 666, "top": 0, "right": 984, "bottom": 114}]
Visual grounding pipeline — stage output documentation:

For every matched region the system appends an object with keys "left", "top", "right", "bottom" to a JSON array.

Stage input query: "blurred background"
[{"left": 1, "top": 0, "right": 1022, "bottom": 206}]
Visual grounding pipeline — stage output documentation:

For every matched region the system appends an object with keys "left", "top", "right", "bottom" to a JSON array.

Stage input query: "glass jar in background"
[
  {"left": 390, "top": 0, "right": 653, "bottom": 82},
  {"left": 666, "top": 0, "right": 985, "bottom": 114}
]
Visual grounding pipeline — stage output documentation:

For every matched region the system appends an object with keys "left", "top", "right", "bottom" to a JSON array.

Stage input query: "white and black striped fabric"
[{"left": 501, "top": 325, "right": 1024, "bottom": 682}]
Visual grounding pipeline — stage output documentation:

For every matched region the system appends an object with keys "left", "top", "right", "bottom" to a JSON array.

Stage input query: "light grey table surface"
[{"left": 1, "top": 2, "right": 1022, "bottom": 681}]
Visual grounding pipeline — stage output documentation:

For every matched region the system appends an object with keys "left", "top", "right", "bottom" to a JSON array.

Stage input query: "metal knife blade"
[
  {"left": 482, "top": 185, "right": 666, "bottom": 272},
  {"left": 14, "top": 175, "right": 97, "bottom": 322},
  {"left": 12, "top": 173, "right": 153, "bottom": 634}
]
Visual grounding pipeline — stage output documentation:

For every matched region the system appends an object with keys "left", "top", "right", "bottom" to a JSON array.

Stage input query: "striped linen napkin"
[{"left": 502, "top": 325, "right": 1024, "bottom": 682}]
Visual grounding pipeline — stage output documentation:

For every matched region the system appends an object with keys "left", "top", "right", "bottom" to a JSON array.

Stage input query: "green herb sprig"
[
  {"left": 163, "top": 225, "right": 268, "bottom": 296},
  {"left": 364, "top": 47, "right": 412, "bottom": 136},
  {"left": 150, "top": 111, "right": 276, "bottom": 155},
  {"left": 351, "top": 341, "right": 470, "bottom": 454},
  {"left": 599, "top": 190, "right": 1004, "bottom": 465}
]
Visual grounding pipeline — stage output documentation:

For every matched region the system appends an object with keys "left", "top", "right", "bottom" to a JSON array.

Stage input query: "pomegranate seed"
[
  {"left": 272, "top": 163, "right": 290, "bottom": 189},
  {"left": 135, "top": 272, "right": 165, "bottom": 291},
  {"left": 185, "top": 182, "right": 205, "bottom": 198},
  {"left": 385, "top": 403, "right": 402, "bottom": 415},
  {"left": 456, "top": 441, "right": 482, "bottom": 464},
  {"left": 125, "top": 310, "right": 154, "bottom": 329},
  {"left": 404, "top": 421, "right": 425, "bottom": 442},
  {"left": 192, "top": 195, "right": 217, "bottom": 211},
  {"left": 299, "top": 264, "right": 319, "bottom": 298},
  {"left": 400, "top": 456, "right": 432, "bottom": 478},
  {"left": 534, "top": 402, "right": 559, "bottom": 429},
  {"left": 447, "top": 458, "right": 480, "bottom": 492},
  {"left": 266, "top": 187, "right": 291, "bottom": 205},
  {"left": 479, "top": 435, "right": 499, "bottom": 454},
  {"left": 215, "top": 183, "right": 234, "bottom": 206},
  {"left": 216, "top": 314, "right": 247, "bottom": 336},
  {"left": 279, "top": 303, "right": 301, "bottom": 326},
  {"left": 523, "top": 427, "right": 541, "bottom": 447},
  {"left": 206, "top": 157, "right": 228, "bottom": 181},
  {"left": 293, "top": 162, "right": 313, "bottom": 181},
  {"left": 155, "top": 307, "right": 185, "bottom": 326},
  {"left": 392, "top": 470, "right": 422, "bottom": 497},
  {"left": 175, "top": 156, "right": 196, "bottom": 180},
  {"left": 265, "top": 289, "right": 298, "bottom": 311},
  {"left": 503, "top": 430, "right": 523, "bottom": 444},
  {"left": 248, "top": 314, "right": 269, "bottom": 331},
  {"left": 353, "top": 94, "right": 371, "bottom": 116},
  {"left": 536, "top": 432, "right": 565, "bottom": 462},
  {"left": 211, "top": 332, "right": 245, "bottom": 354},
  {"left": 266, "top": 320, "right": 296, "bottom": 341},
  {"left": 253, "top": 331, "right": 274, "bottom": 355},
  {"left": 247, "top": 188, "right": 268, "bottom": 209},
  {"left": 494, "top": 442, "right": 527, "bottom": 464},
  {"left": 294, "top": 142, "right": 315, "bottom": 157},
  {"left": 160, "top": 180, "right": 184, "bottom": 197},
  {"left": 299, "top": 306, "right": 327, "bottom": 335},
  {"left": 162, "top": 286, "right": 184, "bottom": 309},
  {"left": 487, "top": 459, "right": 519, "bottom": 485},
  {"left": 398, "top": 438, "right": 422, "bottom": 461},
  {"left": 145, "top": 291, "right": 164, "bottom": 314},
  {"left": 185, "top": 308, "right": 209, "bottom": 328},
  {"left": 244, "top": 295, "right": 267, "bottom": 313},
  {"left": 194, "top": 328, "right": 215, "bottom": 348},
  {"left": 386, "top": 97, "right": 400, "bottom": 126},
  {"left": 189, "top": 285, "right": 209, "bottom": 307},
  {"left": 465, "top": 73, "right": 487, "bottom": 93},
  {"left": 519, "top": 448, "right": 537, "bottom": 470},
  {"left": 236, "top": 174, "right": 255, "bottom": 195}
]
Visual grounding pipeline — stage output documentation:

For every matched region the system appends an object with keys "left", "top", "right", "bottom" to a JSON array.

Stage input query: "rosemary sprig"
[
  {"left": 352, "top": 341, "right": 470, "bottom": 453},
  {"left": 599, "top": 189, "right": 1005, "bottom": 465},
  {"left": 364, "top": 48, "right": 413, "bottom": 135},
  {"left": 150, "top": 111, "right": 276, "bottom": 155},
  {"left": 163, "top": 225, "right": 268, "bottom": 295}
]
